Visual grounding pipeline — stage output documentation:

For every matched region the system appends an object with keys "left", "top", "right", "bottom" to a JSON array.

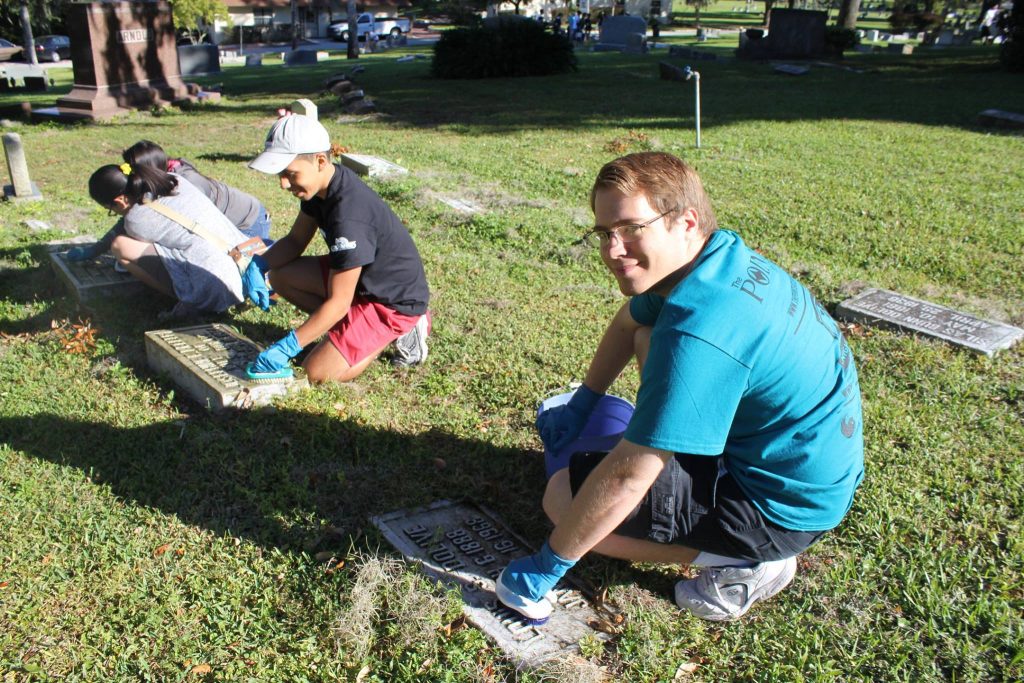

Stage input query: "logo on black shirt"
[{"left": 331, "top": 237, "right": 357, "bottom": 252}]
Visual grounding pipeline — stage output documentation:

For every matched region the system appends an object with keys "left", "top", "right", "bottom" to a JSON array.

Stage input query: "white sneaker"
[
  {"left": 675, "top": 556, "right": 797, "bottom": 621},
  {"left": 392, "top": 314, "right": 429, "bottom": 367}
]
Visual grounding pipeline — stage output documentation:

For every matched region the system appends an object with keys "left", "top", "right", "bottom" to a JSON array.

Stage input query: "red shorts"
[{"left": 319, "top": 256, "right": 425, "bottom": 365}]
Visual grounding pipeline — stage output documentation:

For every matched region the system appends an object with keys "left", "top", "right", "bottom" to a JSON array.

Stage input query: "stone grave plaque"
[
  {"left": 48, "top": 245, "right": 145, "bottom": 302},
  {"left": 145, "top": 324, "right": 309, "bottom": 411},
  {"left": 340, "top": 153, "right": 408, "bottom": 178},
  {"left": 371, "top": 500, "right": 616, "bottom": 668},
  {"left": 836, "top": 288, "right": 1024, "bottom": 356},
  {"left": 437, "top": 196, "right": 484, "bottom": 215},
  {"left": 977, "top": 109, "right": 1024, "bottom": 130}
]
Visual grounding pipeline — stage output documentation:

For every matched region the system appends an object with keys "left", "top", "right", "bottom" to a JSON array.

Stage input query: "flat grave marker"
[
  {"left": 340, "top": 153, "right": 407, "bottom": 178},
  {"left": 48, "top": 244, "right": 145, "bottom": 302},
  {"left": 437, "top": 196, "right": 485, "bottom": 215},
  {"left": 977, "top": 109, "right": 1024, "bottom": 129},
  {"left": 145, "top": 323, "right": 309, "bottom": 411},
  {"left": 372, "top": 500, "right": 616, "bottom": 669},
  {"left": 836, "top": 288, "right": 1024, "bottom": 356}
]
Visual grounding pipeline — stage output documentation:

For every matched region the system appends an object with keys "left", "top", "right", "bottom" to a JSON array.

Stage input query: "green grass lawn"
[{"left": 1, "top": 42, "right": 1022, "bottom": 681}]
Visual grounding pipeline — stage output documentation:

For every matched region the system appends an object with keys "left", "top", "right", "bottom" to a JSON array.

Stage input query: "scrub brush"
[{"left": 245, "top": 362, "right": 294, "bottom": 383}]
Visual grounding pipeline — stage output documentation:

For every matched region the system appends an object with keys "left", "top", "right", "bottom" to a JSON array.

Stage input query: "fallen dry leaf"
[
  {"left": 190, "top": 663, "right": 212, "bottom": 676},
  {"left": 355, "top": 665, "right": 371, "bottom": 682},
  {"left": 153, "top": 544, "right": 172, "bottom": 557},
  {"left": 674, "top": 660, "right": 699, "bottom": 679}
]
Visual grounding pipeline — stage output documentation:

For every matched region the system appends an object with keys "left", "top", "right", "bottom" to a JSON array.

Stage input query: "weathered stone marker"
[
  {"left": 48, "top": 244, "right": 143, "bottom": 302},
  {"left": 977, "top": 109, "right": 1024, "bottom": 130},
  {"left": 371, "top": 500, "right": 616, "bottom": 668},
  {"left": 145, "top": 324, "right": 309, "bottom": 411},
  {"left": 340, "top": 153, "right": 407, "bottom": 178},
  {"left": 290, "top": 98, "right": 317, "bottom": 120},
  {"left": 437, "top": 196, "right": 484, "bottom": 215},
  {"left": 2, "top": 133, "right": 42, "bottom": 201},
  {"left": 836, "top": 288, "right": 1024, "bottom": 356}
]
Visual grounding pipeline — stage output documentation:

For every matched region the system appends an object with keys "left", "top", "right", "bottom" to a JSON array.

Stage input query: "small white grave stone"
[
  {"left": 438, "top": 196, "right": 485, "bottom": 215},
  {"left": 340, "top": 153, "right": 407, "bottom": 178}
]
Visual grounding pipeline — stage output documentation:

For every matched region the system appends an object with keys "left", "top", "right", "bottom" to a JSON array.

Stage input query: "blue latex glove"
[
  {"left": 66, "top": 245, "right": 100, "bottom": 262},
  {"left": 242, "top": 254, "right": 271, "bottom": 311},
  {"left": 251, "top": 330, "right": 302, "bottom": 374},
  {"left": 536, "top": 384, "right": 603, "bottom": 455},
  {"left": 499, "top": 541, "right": 577, "bottom": 602}
]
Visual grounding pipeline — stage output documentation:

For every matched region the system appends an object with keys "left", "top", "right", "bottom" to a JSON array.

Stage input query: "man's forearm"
[
  {"left": 548, "top": 441, "right": 670, "bottom": 560},
  {"left": 264, "top": 233, "right": 307, "bottom": 270}
]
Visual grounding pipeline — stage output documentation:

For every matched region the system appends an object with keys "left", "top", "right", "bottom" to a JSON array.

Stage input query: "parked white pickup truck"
[{"left": 328, "top": 14, "right": 411, "bottom": 42}]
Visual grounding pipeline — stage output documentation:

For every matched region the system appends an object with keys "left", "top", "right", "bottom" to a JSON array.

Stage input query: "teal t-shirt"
[{"left": 624, "top": 230, "right": 864, "bottom": 531}]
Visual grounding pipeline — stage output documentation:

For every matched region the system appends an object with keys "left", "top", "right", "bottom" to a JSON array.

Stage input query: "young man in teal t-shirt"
[{"left": 496, "top": 152, "right": 864, "bottom": 623}]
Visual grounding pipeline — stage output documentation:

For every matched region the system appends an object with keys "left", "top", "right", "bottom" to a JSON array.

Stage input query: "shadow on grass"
[{"left": 0, "top": 409, "right": 555, "bottom": 559}]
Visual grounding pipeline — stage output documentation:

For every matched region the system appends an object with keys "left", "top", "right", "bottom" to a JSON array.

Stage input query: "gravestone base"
[
  {"left": 372, "top": 500, "right": 616, "bottom": 668},
  {"left": 3, "top": 182, "right": 43, "bottom": 202},
  {"left": 836, "top": 288, "right": 1024, "bottom": 356},
  {"left": 145, "top": 324, "right": 309, "bottom": 411},
  {"left": 340, "top": 153, "right": 407, "bottom": 178},
  {"left": 48, "top": 244, "right": 146, "bottom": 302}
]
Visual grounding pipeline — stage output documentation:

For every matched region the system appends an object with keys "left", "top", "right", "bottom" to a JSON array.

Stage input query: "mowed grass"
[{"left": 1, "top": 42, "right": 1022, "bottom": 681}]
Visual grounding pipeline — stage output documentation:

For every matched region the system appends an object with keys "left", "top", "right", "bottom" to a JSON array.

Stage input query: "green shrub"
[{"left": 432, "top": 17, "right": 577, "bottom": 79}]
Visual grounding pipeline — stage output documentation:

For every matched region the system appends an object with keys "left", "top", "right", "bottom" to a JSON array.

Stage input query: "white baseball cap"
[{"left": 249, "top": 114, "right": 331, "bottom": 174}]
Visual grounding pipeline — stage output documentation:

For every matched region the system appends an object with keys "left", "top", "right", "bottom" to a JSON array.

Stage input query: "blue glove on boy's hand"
[
  {"left": 66, "top": 245, "right": 100, "bottom": 262},
  {"left": 242, "top": 254, "right": 271, "bottom": 311},
  {"left": 536, "top": 384, "right": 603, "bottom": 455},
  {"left": 251, "top": 330, "right": 302, "bottom": 374}
]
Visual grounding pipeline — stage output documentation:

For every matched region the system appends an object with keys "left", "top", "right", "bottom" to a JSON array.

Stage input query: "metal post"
[{"left": 684, "top": 66, "right": 702, "bottom": 149}]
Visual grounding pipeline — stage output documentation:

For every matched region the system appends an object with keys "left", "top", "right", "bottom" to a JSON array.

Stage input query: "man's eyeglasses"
[{"left": 580, "top": 207, "right": 676, "bottom": 248}]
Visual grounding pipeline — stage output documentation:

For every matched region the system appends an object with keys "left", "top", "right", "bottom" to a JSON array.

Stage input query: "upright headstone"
[
  {"left": 2, "top": 133, "right": 42, "bottom": 201},
  {"left": 45, "top": 1, "right": 194, "bottom": 121},
  {"left": 145, "top": 324, "right": 310, "bottom": 410},
  {"left": 836, "top": 288, "right": 1024, "bottom": 356},
  {"left": 245, "top": 54, "right": 263, "bottom": 67},
  {"left": 594, "top": 16, "right": 648, "bottom": 52},
  {"left": 372, "top": 500, "right": 617, "bottom": 669},
  {"left": 285, "top": 50, "right": 318, "bottom": 66},
  {"left": 177, "top": 44, "right": 221, "bottom": 76},
  {"left": 765, "top": 10, "right": 827, "bottom": 59},
  {"left": 290, "top": 98, "right": 318, "bottom": 120}
]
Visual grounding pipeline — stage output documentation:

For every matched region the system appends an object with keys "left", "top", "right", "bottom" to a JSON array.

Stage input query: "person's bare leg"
[
  {"left": 542, "top": 469, "right": 699, "bottom": 565},
  {"left": 302, "top": 338, "right": 383, "bottom": 384},
  {"left": 111, "top": 236, "right": 174, "bottom": 298},
  {"left": 268, "top": 257, "right": 327, "bottom": 313}
]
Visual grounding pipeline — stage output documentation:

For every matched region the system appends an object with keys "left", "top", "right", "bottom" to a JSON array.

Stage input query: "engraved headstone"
[
  {"left": 48, "top": 245, "right": 144, "bottom": 302},
  {"left": 285, "top": 50, "right": 318, "bottom": 66},
  {"left": 3, "top": 132, "right": 42, "bottom": 201},
  {"left": 371, "top": 500, "right": 616, "bottom": 668},
  {"left": 341, "top": 89, "right": 365, "bottom": 105},
  {"left": 836, "top": 288, "right": 1024, "bottom": 356},
  {"left": 594, "top": 16, "right": 648, "bottom": 53},
  {"left": 245, "top": 54, "right": 263, "bottom": 67},
  {"left": 145, "top": 324, "right": 309, "bottom": 410},
  {"left": 340, "top": 153, "right": 407, "bottom": 178},
  {"left": 42, "top": 1, "right": 194, "bottom": 121}
]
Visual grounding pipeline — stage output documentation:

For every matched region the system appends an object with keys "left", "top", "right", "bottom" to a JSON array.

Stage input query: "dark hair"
[
  {"left": 88, "top": 159, "right": 178, "bottom": 209},
  {"left": 123, "top": 140, "right": 168, "bottom": 173}
]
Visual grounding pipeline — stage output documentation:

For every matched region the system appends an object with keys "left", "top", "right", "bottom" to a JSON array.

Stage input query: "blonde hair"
[{"left": 590, "top": 152, "right": 717, "bottom": 236}]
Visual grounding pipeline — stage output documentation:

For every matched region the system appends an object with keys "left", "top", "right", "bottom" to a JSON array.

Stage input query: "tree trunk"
[
  {"left": 764, "top": 0, "right": 774, "bottom": 28},
  {"left": 347, "top": 0, "right": 358, "bottom": 59},
  {"left": 290, "top": 0, "right": 299, "bottom": 50},
  {"left": 695, "top": 6, "right": 701, "bottom": 30},
  {"left": 837, "top": 0, "right": 863, "bottom": 30},
  {"left": 20, "top": 0, "right": 37, "bottom": 66}
]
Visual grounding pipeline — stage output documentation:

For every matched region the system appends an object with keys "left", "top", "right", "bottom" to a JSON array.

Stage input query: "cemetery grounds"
[{"left": 0, "top": 41, "right": 1022, "bottom": 682}]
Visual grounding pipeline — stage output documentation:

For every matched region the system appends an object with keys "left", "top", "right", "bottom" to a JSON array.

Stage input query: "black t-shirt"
[{"left": 300, "top": 164, "right": 429, "bottom": 316}]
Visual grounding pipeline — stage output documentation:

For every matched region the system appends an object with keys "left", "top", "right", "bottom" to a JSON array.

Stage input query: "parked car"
[
  {"left": 328, "top": 14, "right": 411, "bottom": 42},
  {"left": 34, "top": 35, "right": 71, "bottom": 62},
  {"left": 0, "top": 38, "right": 23, "bottom": 62}
]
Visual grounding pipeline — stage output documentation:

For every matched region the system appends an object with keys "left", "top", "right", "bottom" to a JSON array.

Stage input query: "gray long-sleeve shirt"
[{"left": 123, "top": 176, "right": 246, "bottom": 312}]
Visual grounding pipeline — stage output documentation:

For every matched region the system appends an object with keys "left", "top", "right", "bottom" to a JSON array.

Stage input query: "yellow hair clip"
[{"left": 119, "top": 162, "right": 132, "bottom": 175}]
